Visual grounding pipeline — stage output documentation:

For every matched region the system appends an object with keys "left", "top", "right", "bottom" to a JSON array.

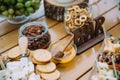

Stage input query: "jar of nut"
[{"left": 19, "top": 22, "right": 51, "bottom": 50}]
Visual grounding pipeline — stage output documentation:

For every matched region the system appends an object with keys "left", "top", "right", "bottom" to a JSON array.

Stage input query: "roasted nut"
[{"left": 23, "top": 25, "right": 50, "bottom": 50}]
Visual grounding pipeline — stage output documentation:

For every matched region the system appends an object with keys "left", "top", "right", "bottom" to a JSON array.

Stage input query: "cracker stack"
[{"left": 31, "top": 49, "right": 61, "bottom": 80}]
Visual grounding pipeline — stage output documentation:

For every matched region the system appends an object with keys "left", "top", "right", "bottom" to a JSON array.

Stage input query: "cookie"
[
  {"left": 8, "top": 46, "right": 30, "bottom": 60},
  {"left": 31, "top": 56, "right": 49, "bottom": 65},
  {"left": 36, "top": 62, "right": 56, "bottom": 73},
  {"left": 8, "top": 46, "right": 21, "bottom": 59},
  {"left": 40, "top": 70, "right": 60, "bottom": 80},
  {"left": 32, "top": 49, "right": 52, "bottom": 63}
]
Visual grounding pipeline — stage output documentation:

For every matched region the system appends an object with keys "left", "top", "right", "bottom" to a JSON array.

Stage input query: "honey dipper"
[{"left": 54, "top": 36, "right": 73, "bottom": 58}]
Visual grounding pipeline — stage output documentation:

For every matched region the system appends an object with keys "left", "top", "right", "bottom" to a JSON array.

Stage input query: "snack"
[
  {"left": 31, "top": 56, "right": 49, "bottom": 65},
  {"left": 19, "top": 22, "right": 51, "bottom": 50},
  {"left": 32, "top": 49, "right": 52, "bottom": 63},
  {"left": 36, "top": 62, "right": 56, "bottom": 73},
  {"left": 23, "top": 25, "right": 45, "bottom": 37},
  {"left": 40, "top": 70, "right": 60, "bottom": 80},
  {"left": 98, "top": 37, "right": 120, "bottom": 65},
  {"left": 90, "top": 62, "right": 117, "bottom": 80},
  {"left": 31, "top": 49, "right": 61, "bottom": 79},
  {"left": 92, "top": 37, "right": 120, "bottom": 80},
  {"left": 65, "top": 5, "right": 91, "bottom": 32},
  {"left": 7, "top": 46, "right": 29, "bottom": 60}
]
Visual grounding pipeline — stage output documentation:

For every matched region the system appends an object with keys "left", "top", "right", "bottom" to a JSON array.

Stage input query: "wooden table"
[{"left": 0, "top": 0, "right": 120, "bottom": 80}]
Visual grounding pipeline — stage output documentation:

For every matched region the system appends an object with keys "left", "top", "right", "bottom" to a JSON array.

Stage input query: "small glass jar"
[{"left": 19, "top": 22, "right": 51, "bottom": 50}]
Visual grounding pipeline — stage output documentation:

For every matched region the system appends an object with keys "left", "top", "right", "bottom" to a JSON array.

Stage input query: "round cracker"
[
  {"left": 31, "top": 56, "right": 49, "bottom": 65},
  {"left": 36, "top": 62, "right": 56, "bottom": 73},
  {"left": 32, "top": 49, "right": 52, "bottom": 63},
  {"left": 40, "top": 70, "right": 60, "bottom": 80},
  {"left": 8, "top": 46, "right": 21, "bottom": 59}
]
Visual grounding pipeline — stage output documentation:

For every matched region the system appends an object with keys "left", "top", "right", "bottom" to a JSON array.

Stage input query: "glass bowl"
[
  {"left": 19, "top": 22, "right": 51, "bottom": 50},
  {"left": 7, "top": 15, "right": 30, "bottom": 24},
  {"left": 49, "top": 40, "right": 77, "bottom": 64}
]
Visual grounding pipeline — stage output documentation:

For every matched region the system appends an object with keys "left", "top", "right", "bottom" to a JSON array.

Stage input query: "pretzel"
[
  {"left": 74, "top": 18, "right": 81, "bottom": 26},
  {"left": 73, "top": 5, "right": 80, "bottom": 12},
  {"left": 65, "top": 5, "right": 91, "bottom": 31},
  {"left": 79, "top": 15, "right": 87, "bottom": 22},
  {"left": 65, "top": 14, "right": 71, "bottom": 22}
]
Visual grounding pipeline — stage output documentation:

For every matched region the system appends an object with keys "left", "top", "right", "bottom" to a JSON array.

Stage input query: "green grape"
[
  {"left": 25, "top": 1, "right": 31, "bottom": 8},
  {"left": 36, "top": 0, "right": 41, "bottom": 4},
  {"left": 8, "top": 9, "right": 14, "bottom": 14},
  {"left": 3, "top": 0, "right": 10, "bottom": 3},
  {"left": 33, "top": 4, "right": 39, "bottom": 10},
  {"left": 15, "top": 10, "right": 22, "bottom": 16},
  {"left": 2, "top": 11, "right": 9, "bottom": 16},
  {"left": 17, "top": 0, "right": 24, "bottom": 3},
  {"left": 10, "top": 0, "right": 16, "bottom": 4},
  {"left": 16, "top": 3, "right": 24, "bottom": 9},
  {"left": 27, "top": 7, "right": 34, "bottom": 13},
  {"left": 8, "top": 15, "right": 13, "bottom": 20},
  {"left": 19, "top": 8, "right": 25, "bottom": 14},
  {"left": 0, "top": 5, "right": 6, "bottom": 11},
  {"left": 31, "top": 0, "right": 36, "bottom": 6},
  {"left": 24, "top": 11, "right": 29, "bottom": 16}
]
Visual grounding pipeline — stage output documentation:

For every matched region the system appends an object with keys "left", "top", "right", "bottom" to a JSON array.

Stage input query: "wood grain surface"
[{"left": 0, "top": 0, "right": 119, "bottom": 80}]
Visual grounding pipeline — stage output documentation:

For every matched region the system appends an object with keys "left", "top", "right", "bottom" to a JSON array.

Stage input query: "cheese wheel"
[
  {"left": 40, "top": 70, "right": 60, "bottom": 80},
  {"left": 36, "top": 62, "right": 56, "bottom": 73},
  {"left": 32, "top": 49, "right": 52, "bottom": 63}
]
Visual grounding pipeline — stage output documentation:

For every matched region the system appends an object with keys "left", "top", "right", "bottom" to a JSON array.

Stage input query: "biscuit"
[
  {"left": 32, "top": 49, "right": 52, "bottom": 63},
  {"left": 8, "top": 46, "right": 30, "bottom": 60},
  {"left": 31, "top": 56, "right": 49, "bottom": 65},
  {"left": 36, "top": 62, "right": 56, "bottom": 73},
  {"left": 8, "top": 46, "right": 22, "bottom": 59},
  {"left": 40, "top": 70, "right": 60, "bottom": 80}
]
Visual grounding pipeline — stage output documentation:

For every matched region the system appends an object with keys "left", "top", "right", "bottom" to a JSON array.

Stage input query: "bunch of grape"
[{"left": 0, "top": 0, "right": 41, "bottom": 20}]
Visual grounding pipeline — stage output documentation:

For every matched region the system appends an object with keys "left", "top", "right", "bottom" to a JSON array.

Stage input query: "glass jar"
[
  {"left": 19, "top": 22, "right": 51, "bottom": 50},
  {"left": 64, "top": 2, "right": 92, "bottom": 34},
  {"left": 7, "top": 15, "right": 30, "bottom": 24}
]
